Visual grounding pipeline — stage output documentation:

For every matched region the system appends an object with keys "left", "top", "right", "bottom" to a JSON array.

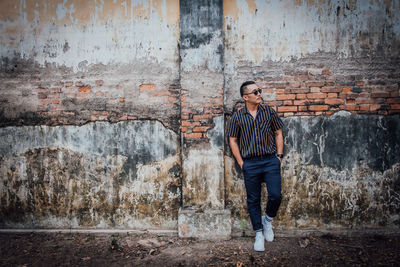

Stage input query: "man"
[{"left": 227, "top": 81, "right": 284, "bottom": 252}]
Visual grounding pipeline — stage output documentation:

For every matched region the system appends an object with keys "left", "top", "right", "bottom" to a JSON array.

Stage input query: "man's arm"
[
  {"left": 229, "top": 136, "right": 244, "bottom": 169},
  {"left": 274, "top": 129, "right": 284, "bottom": 162}
]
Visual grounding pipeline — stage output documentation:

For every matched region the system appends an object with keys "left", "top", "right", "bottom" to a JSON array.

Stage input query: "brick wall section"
[
  {"left": 28, "top": 78, "right": 180, "bottom": 130},
  {"left": 256, "top": 69, "right": 400, "bottom": 117},
  {"left": 181, "top": 89, "right": 224, "bottom": 140}
]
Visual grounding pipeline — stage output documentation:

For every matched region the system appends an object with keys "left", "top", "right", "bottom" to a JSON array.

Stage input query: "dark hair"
[{"left": 240, "top": 81, "right": 256, "bottom": 97}]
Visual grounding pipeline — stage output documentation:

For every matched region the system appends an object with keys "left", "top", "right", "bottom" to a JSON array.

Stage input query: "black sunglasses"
[{"left": 244, "top": 89, "right": 262, "bottom": 96}]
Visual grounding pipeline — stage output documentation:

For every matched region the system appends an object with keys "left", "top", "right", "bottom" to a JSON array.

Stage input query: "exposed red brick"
[
  {"left": 298, "top": 106, "right": 308, "bottom": 111},
  {"left": 80, "top": 86, "right": 91, "bottom": 93},
  {"left": 193, "top": 126, "right": 210, "bottom": 132},
  {"left": 276, "top": 94, "right": 296, "bottom": 100},
  {"left": 168, "top": 96, "right": 178, "bottom": 102},
  {"left": 327, "top": 93, "right": 337, "bottom": 98},
  {"left": 342, "top": 87, "right": 352, "bottom": 93},
  {"left": 182, "top": 121, "right": 200, "bottom": 127},
  {"left": 139, "top": 84, "right": 156, "bottom": 91},
  {"left": 119, "top": 97, "right": 125, "bottom": 102},
  {"left": 52, "top": 99, "right": 60, "bottom": 104},
  {"left": 309, "top": 105, "right": 329, "bottom": 111},
  {"left": 294, "top": 100, "right": 309, "bottom": 105},
  {"left": 355, "top": 98, "right": 374, "bottom": 104},
  {"left": 276, "top": 89, "right": 286, "bottom": 94},
  {"left": 325, "top": 98, "right": 343, "bottom": 105},
  {"left": 266, "top": 101, "right": 279, "bottom": 106},
  {"left": 307, "top": 93, "right": 326, "bottom": 99},
  {"left": 193, "top": 114, "right": 212, "bottom": 120},
  {"left": 371, "top": 92, "right": 390, "bottom": 98},
  {"left": 181, "top": 127, "right": 188, "bottom": 132},
  {"left": 119, "top": 115, "right": 128, "bottom": 121},
  {"left": 359, "top": 104, "right": 370, "bottom": 111},
  {"left": 289, "top": 81, "right": 301, "bottom": 88},
  {"left": 346, "top": 99, "right": 355, "bottom": 104},
  {"left": 278, "top": 106, "right": 297, "bottom": 112},
  {"left": 390, "top": 91, "right": 399, "bottom": 97},
  {"left": 290, "top": 88, "right": 309, "bottom": 94},
  {"left": 283, "top": 100, "right": 293, "bottom": 106},
  {"left": 387, "top": 98, "right": 400, "bottom": 104},
  {"left": 306, "top": 81, "right": 325, "bottom": 87},
  {"left": 283, "top": 112, "right": 294, "bottom": 117},
  {"left": 296, "top": 94, "right": 307, "bottom": 99},
  {"left": 321, "top": 87, "right": 341, "bottom": 93},
  {"left": 181, "top": 115, "right": 190, "bottom": 120},
  {"left": 391, "top": 104, "right": 400, "bottom": 109},
  {"left": 184, "top": 132, "right": 203, "bottom": 139},
  {"left": 310, "top": 87, "right": 321, "bottom": 93},
  {"left": 369, "top": 104, "right": 381, "bottom": 111},
  {"left": 345, "top": 105, "right": 360, "bottom": 111}
]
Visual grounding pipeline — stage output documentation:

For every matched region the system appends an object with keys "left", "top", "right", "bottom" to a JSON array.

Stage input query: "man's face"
[{"left": 243, "top": 83, "right": 263, "bottom": 104}]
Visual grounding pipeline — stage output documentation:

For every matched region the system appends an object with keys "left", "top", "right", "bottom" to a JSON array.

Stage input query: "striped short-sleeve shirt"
[{"left": 226, "top": 104, "right": 284, "bottom": 159}]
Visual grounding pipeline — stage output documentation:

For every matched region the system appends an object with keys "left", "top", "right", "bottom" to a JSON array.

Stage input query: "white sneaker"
[
  {"left": 254, "top": 231, "right": 265, "bottom": 251},
  {"left": 262, "top": 216, "right": 274, "bottom": 242}
]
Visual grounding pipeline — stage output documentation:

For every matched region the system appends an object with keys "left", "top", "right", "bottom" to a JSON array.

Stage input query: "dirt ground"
[{"left": 1, "top": 231, "right": 399, "bottom": 266}]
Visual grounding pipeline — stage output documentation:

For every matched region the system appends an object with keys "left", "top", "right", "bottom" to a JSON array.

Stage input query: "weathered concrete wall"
[
  {"left": 0, "top": 121, "right": 180, "bottom": 229},
  {"left": 0, "top": 0, "right": 181, "bottom": 130},
  {"left": 0, "top": 0, "right": 182, "bottom": 229},
  {"left": 180, "top": 0, "right": 225, "bottom": 209},
  {"left": 1, "top": 0, "right": 399, "bottom": 235},
  {"left": 224, "top": 0, "right": 400, "bottom": 233},
  {"left": 226, "top": 112, "right": 400, "bottom": 232},
  {"left": 178, "top": 0, "right": 230, "bottom": 239}
]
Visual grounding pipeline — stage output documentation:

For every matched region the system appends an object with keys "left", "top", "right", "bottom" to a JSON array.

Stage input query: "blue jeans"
[{"left": 242, "top": 155, "right": 282, "bottom": 231}]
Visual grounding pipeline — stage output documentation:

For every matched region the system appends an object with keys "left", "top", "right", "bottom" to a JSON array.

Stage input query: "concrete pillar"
[{"left": 178, "top": 0, "right": 231, "bottom": 239}]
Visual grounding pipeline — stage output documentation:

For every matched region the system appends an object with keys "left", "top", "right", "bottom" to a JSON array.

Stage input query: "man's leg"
[
  {"left": 243, "top": 159, "right": 264, "bottom": 251},
  {"left": 262, "top": 156, "right": 282, "bottom": 241},
  {"left": 243, "top": 160, "right": 263, "bottom": 231}
]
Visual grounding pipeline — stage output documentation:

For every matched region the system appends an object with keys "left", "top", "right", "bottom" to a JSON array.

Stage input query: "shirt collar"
[{"left": 243, "top": 103, "right": 266, "bottom": 115}]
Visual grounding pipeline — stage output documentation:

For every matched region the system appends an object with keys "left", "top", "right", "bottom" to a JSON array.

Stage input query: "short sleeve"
[
  {"left": 269, "top": 108, "right": 284, "bottom": 132},
  {"left": 226, "top": 113, "right": 240, "bottom": 138}
]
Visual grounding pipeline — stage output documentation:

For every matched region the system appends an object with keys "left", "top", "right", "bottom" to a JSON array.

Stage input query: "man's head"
[{"left": 240, "top": 81, "right": 263, "bottom": 104}]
